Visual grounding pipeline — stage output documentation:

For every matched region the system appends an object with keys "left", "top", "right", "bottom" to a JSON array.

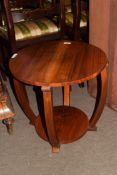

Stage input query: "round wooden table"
[{"left": 9, "top": 41, "right": 108, "bottom": 153}]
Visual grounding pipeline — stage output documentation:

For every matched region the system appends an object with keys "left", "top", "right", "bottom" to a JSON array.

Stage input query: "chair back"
[
  {"left": 72, "top": 0, "right": 81, "bottom": 40},
  {"left": 65, "top": 0, "right": 89, "bottom": 41},
  {"left": 0, "top": 0, "right": 65, "bottom": 53}
]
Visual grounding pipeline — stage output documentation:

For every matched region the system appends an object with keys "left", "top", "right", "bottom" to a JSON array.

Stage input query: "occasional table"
[{"left": 9, "top": 41, "right": 108, "bottom": 153}]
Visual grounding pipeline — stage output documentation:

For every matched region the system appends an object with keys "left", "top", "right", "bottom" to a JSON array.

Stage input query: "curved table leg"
[
  {"left": 13, "top": 79, "right": 37, "bottom": 125},
  {"left": 42, "top": 86, "right": 60, "bottom": 153},
  {"left": 89, "top": 68, "right": 107, "bottom": 130}
]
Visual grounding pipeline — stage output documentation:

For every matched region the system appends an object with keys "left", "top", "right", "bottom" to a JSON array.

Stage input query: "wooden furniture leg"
[
  {"left": 3, "top": 118, "right": 14, "bottom": 134},
  {"left": 13, "top": 79, "right": 37, "bottom": 125},
  {"left": 89, "top": 68, "right": 107, "bottom": 130},
  {"left": 41, "top": 86, "right": 60, "bottom": 153},
  {"left": 64, "top": 85, "right": 70, "bottom": 106}
]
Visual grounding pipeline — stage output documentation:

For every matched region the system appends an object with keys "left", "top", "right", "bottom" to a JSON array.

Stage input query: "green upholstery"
[
  {"left": 65, "top": 10, "right": 87, "bottom": 28},
  {"left": 65, "top": 0, "right": 88, "bottom": 28},
  {"left": 14, "top": 18, "right": 59, "bottom": 41},
  {"left": 65, "top": 5, "right": 72, "bottom": 13},
  {"left": 0, "top": 1, "right": 87, "bottom": 41},
  {"left": 0, "top": 1, "right": 60, "bottom": 41},
  {"left": 0, "top": 26, "right": 7, "bottom": 39},
  {"left": 0, "top": 18, "right": 59, "bottom": 41}
]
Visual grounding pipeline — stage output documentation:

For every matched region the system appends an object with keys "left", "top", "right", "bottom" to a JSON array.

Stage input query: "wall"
[{"left": 89, "top": 0, "right": 117, "bottom": 111}]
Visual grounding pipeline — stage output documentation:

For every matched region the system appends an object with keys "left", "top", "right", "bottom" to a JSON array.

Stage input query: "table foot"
[
  {"left": 88, "top": 126, "right": 97, "bottom": 131},
  {"left": 52, "top": 147, "right": 60, "bottom": 153}
]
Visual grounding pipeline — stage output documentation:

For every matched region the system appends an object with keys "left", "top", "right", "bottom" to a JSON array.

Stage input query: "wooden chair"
[
  {"left": 0, "top": 0, "right": 65, "bottom": 74},
  {"left": 38, "top": 0, "right": 89, "bottom": 41},
  {"left": 0, "top": 73, "right": 14, "bottom": 134},
  {"left": 65, "top": 0, "right": 89, "bottom": 41}
]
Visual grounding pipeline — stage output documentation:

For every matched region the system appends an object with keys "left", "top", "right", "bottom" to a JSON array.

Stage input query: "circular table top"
[{"left": 9, "top": 41, "right": 108, "bottom": 87}]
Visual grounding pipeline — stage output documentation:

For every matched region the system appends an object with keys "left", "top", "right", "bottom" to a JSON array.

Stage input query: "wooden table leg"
[
  {"left": 41, "top": 86, "right": 60, "bottom": 153},
  {"left": 64, "top": 85, "right": 70, "bottom": 106},
  {"left": 13, "top": 79, "right": 37, "bottom": 125},
  {"left": 89, "top": 68, "right": 107, "bottom": 130}
]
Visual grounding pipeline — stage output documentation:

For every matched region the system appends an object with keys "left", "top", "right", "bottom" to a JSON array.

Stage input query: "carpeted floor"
[{"left": 0, "top": 81, "right": 117, "bottom": 175}]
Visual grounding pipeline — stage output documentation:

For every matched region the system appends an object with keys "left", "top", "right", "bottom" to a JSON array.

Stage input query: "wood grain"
[
  {"left": 9, "top": 40, "right": 108, "bottom": 152},
  {"left": 10, "top": 41, "right": 108, "bottom": 87}
]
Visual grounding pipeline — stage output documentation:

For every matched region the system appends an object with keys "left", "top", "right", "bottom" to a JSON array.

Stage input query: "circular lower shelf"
[{"left": 35, "top": 106, "right": 89, "bottom": 144}]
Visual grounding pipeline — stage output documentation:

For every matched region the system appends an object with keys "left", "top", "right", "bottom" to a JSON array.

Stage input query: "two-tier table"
[{"left": 9, "top": 41, "right": 108, "bottom": 153}]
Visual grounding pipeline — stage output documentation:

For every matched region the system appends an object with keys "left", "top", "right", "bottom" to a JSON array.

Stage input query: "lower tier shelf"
[{"left": 35, "top": 106, "right": 89, "bottom": 144}]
